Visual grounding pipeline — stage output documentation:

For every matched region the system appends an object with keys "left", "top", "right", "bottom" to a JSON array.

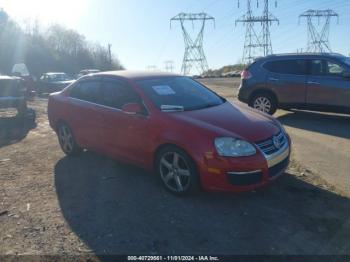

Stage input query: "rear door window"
[
  {"left": 264, "top": 60, "right": 307, "bottom": 75},
  {"left": 69, "top": 79, "right": 101, "bottom": 104},
  {"left": 310, "top": 60, "right": 327, "bottom": 76},
  {"left": 309, "top": 60, "right": 344, "bottom": 77},
  {"left": 99, "top": 78, "right": 141, "bottom": 109},
  {"left": 327, "top": 61, "right": 344, "bottom": 77}
]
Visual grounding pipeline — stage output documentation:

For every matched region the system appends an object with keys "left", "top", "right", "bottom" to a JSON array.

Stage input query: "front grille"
[{"left": 256, "top": 131, "right": 287, "bottom": 156}]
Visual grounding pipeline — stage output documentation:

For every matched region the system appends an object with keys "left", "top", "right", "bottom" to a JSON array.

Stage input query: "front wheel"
[
  {"left": 156, "top": 146, "right": 199, "bottom": 195},
  {"left": 249, "top": 93, "right": 277, "bottom": 115},
  {"left": 57, "top": 123, "right": 82, "bottom": 156}
]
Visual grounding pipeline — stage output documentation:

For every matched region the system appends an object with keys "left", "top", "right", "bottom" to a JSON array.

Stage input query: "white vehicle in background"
[
  {"left": 77, "top": 69, "right": 100, "bottom": 79},
  {"left": 11, "top": 63, "right": 36, "bottom": 98}
]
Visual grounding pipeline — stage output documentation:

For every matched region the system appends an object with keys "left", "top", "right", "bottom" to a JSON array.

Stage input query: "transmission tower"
[
  {"left": 236, "top": 0, "right": 279, "bottom": 64},
  {"left": 171, "top": 13, "right": 215, "bottom": 76},
  {"left": 146, "top": 65, "right": 158, "bottom": 71},
  {"left": 299, "top": 9, "right": 339, "bottom": 53},
  {"left": 164, "top": 60, "right": 175, "bottom": 72}
]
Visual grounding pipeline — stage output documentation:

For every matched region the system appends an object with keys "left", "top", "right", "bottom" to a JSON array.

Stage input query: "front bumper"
[{"left": 200, "top": 137, "right": 291, "bottom": 192}]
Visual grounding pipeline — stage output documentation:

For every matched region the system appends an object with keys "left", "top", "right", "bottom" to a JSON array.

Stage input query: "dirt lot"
[{"left": 1, "top": 80, "right": 350, "bottom": 256}]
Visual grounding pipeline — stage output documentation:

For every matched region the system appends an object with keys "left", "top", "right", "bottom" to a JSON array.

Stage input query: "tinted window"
[
  {"left": 70, "top": 80, "right": 100, "bottom": 103},
  {"left": 136, "top": 76, "right": 225, "bottom": 111},
  {"left": 310, "top": 60, "right": 327, "bottom": 76},
  {"left": 100, "top": 79, "right": 140, "bottom": 109},
  {"left": 264, "top": 60, "right": 307, "bottom": 75},
  {"left": 327, "top": 61, "right": 344, "bottom": 76},
  {"left": 341, "top": 57, "right": 350, "bottom": 67},
  {"left": 310, "top": 60, "right": 344, "bottom": 77}
]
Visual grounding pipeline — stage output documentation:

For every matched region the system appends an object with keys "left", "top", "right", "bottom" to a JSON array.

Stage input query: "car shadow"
[
  {"left": 0, "top": 109, "right": 36, "bottom": 147},
  {"left": 54, "top": 152, "right": 350, "bottom": 256},
  {"left": 277, "top": 110, "right": 350, "bottom": 139}
]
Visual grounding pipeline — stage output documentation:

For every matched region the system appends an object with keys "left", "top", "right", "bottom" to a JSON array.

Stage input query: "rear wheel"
[
  {"left": 57, "top": 123, "right": 82, "bottom": 156},
  {"left": 156, "top": 146, "right": 199, "bottom": 195},
  {"left": 249, "top": 93, "right": 277, "bottom": 115}
]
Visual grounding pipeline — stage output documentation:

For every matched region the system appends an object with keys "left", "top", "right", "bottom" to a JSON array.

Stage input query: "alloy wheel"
[
  {"left": 253, "top": 97, "right": 272, "bottom": 114},
  {"left": 159, "top": 152, "right": 191, "bottom": 193},
  {"left": 58, "top": 125, "right": 74, "bottom": 154}
]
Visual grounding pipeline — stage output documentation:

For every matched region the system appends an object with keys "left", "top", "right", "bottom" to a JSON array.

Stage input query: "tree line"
[{"left": 0, "top": 9, "right": 123, "bottom": 78}]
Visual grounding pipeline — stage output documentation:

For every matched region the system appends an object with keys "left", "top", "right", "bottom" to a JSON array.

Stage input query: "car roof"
[
  {"left": 0, "top": 75, "right": 21, "bottom": 81},
  {"left": 93, "top": 70, "right": 181, "bottom": 80},
  {"left": 256, "top": 52, "right": 346, "bottom": 62},
  {"left": 46, "top": 72, "right": 66, "bottom": 75},
  {"left": 80, "top": 69, "right": 100, "bottom": 72}
]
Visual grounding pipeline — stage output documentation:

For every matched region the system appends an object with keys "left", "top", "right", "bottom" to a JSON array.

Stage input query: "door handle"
[
  {"left": 307, "top": 81, "right": 320, "bottom": 85},
  {"left": 269, "top": 77, "right": 279, "bottom": 82}
]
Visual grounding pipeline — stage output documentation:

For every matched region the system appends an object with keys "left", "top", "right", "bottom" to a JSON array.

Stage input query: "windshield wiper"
[{"left": 160, "top": 105, "right": 184, "bottom": 112}]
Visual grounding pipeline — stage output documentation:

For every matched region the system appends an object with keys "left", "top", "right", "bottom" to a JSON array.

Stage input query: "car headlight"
[{"left": 214, "top": 137, "right": 256, "bottom": 157}]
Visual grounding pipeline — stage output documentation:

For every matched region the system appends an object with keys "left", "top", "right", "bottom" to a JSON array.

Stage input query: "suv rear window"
[{"left": 263, "top": 60, "right": 307, "bottom": 75}]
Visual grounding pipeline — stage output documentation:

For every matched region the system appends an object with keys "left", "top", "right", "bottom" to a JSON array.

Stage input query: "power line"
[
  {"left": 164, "top": 60, "right": 175, "bottom": 72},
  {"left": 170, "top": 13, "right": 215, "bottom": 76},
  {"left": 236, "top": 0, "right": 279, "bottom": 64},
  {"left": 146, "top": 65, "right": 158, "bottom": 71},
  {"left": 299, "top": 9, "right": 339, "bottom": 53}
]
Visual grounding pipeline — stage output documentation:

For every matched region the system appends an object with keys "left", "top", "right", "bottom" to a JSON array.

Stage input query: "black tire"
[
  {"left": 155, "top": 146, "right": 199, "bottom": 196},
  {"left": 57, "top": 122, "right": 82, "bottom": 156},
  {"left": 249, "top": 92, "right": 277, "bottom": 115},
  {"left": 16, "top": 102, "right": 27, "bottom": 117}
]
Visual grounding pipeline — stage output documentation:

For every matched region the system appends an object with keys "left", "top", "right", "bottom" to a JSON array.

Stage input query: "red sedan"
[{"left": 48, "top": 71, "right": 291, "bottom": 195}]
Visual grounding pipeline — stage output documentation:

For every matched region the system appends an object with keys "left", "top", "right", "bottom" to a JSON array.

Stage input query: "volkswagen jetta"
[{"left": 48, "top": 71, "right": 291, "bottom": 195}]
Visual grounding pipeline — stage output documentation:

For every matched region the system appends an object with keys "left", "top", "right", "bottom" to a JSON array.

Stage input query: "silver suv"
[{"left": 238, "top": 53, "right": 350, "bottom": 115}]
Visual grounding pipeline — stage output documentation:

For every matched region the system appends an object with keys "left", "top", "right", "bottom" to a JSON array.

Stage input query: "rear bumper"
[
  {"left": 0, "top": 97, "right": 27, "bottom": 110},
  {"left": 237, "top": 84, "right": 249, "bottom": 104}
]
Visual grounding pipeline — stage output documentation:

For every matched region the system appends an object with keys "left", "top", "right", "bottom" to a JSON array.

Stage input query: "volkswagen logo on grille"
[{"left": 273, "top": 136, "right": 282, "bottom": 149}]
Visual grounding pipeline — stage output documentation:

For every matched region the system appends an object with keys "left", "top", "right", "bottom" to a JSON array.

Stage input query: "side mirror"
[
  {"left": 342, "top": 70, "right": 350, "bottom": 78},
  {"left": 121, "top": 103, "right": 143, "bottom": 115}
]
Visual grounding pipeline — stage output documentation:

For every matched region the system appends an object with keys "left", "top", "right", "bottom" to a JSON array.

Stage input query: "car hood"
[{"left": 169, "top": 102, "right": 280, "bottom": 142}]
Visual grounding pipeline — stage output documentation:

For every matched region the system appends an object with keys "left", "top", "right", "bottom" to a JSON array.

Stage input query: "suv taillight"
[{"left": 241, "top": 69, "right": 252, "bottom": 80}]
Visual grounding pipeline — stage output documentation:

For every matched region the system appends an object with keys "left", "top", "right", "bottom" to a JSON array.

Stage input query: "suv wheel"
[
  {"left": 156, "top": 146, "right": 199, "bottom": 195},
  {"left": 57, "top": 123, "right": 82, "bottom": 156},
  {"left": 250, "top": 93, "right": 277, "bottom": 115}
]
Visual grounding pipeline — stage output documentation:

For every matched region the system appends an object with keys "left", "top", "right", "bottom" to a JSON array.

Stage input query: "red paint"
[{"left": 48, "top": 71, "right": 290, "bottom": 193}]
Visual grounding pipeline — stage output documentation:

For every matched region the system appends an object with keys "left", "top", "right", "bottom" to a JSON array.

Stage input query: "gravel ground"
[{"left": 0, "top": 81, "right": 350, "bottom": 257}]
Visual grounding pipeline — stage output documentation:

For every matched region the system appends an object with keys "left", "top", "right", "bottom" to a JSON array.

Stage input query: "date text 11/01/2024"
[{"left": 127, "top": 256, "right": 220, "bottom": 261}]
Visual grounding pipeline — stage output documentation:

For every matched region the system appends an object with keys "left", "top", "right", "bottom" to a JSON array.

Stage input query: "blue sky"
[{"left": 2, "top": 0, "right": 350, "bottom": 73}]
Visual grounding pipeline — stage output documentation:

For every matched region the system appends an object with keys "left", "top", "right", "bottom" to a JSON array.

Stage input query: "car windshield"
[
  {"left": 48, "top": 73, "right": 72, "bottom": 82},
  {"left": 136, "top": 76, "right": 225, "bottom": 111}
]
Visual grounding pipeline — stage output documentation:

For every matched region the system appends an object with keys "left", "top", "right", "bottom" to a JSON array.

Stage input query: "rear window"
[{"left": 263, "top": 60, "right": 307, "bottom": 75}]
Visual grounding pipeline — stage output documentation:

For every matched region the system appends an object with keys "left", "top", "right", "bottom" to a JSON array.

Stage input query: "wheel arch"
[
  {"left": 55, "top": 119, "right": 68, "bottom": 133},
  {"left": 153, "top": 143, "right": 199, "bottom": 174},
  {"left": 249, "top": 89, "right": 279, "bottom": 106}
]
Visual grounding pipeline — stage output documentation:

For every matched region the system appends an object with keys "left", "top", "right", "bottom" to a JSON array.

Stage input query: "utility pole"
[
  {"left": 236, "top": 0, "right": 279, "bottom": 64},
  {"left": 299, "top": 9, "right": 339, "bottom": 53},
  {"left": 171, "top": 13, "right": 215, "bottom": 76},
  {"left": 108, "top": 43, "right": 112, "bottom": 67},
  {"left": 164, "top": 60, "right": 175, "bottom": 72}
]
